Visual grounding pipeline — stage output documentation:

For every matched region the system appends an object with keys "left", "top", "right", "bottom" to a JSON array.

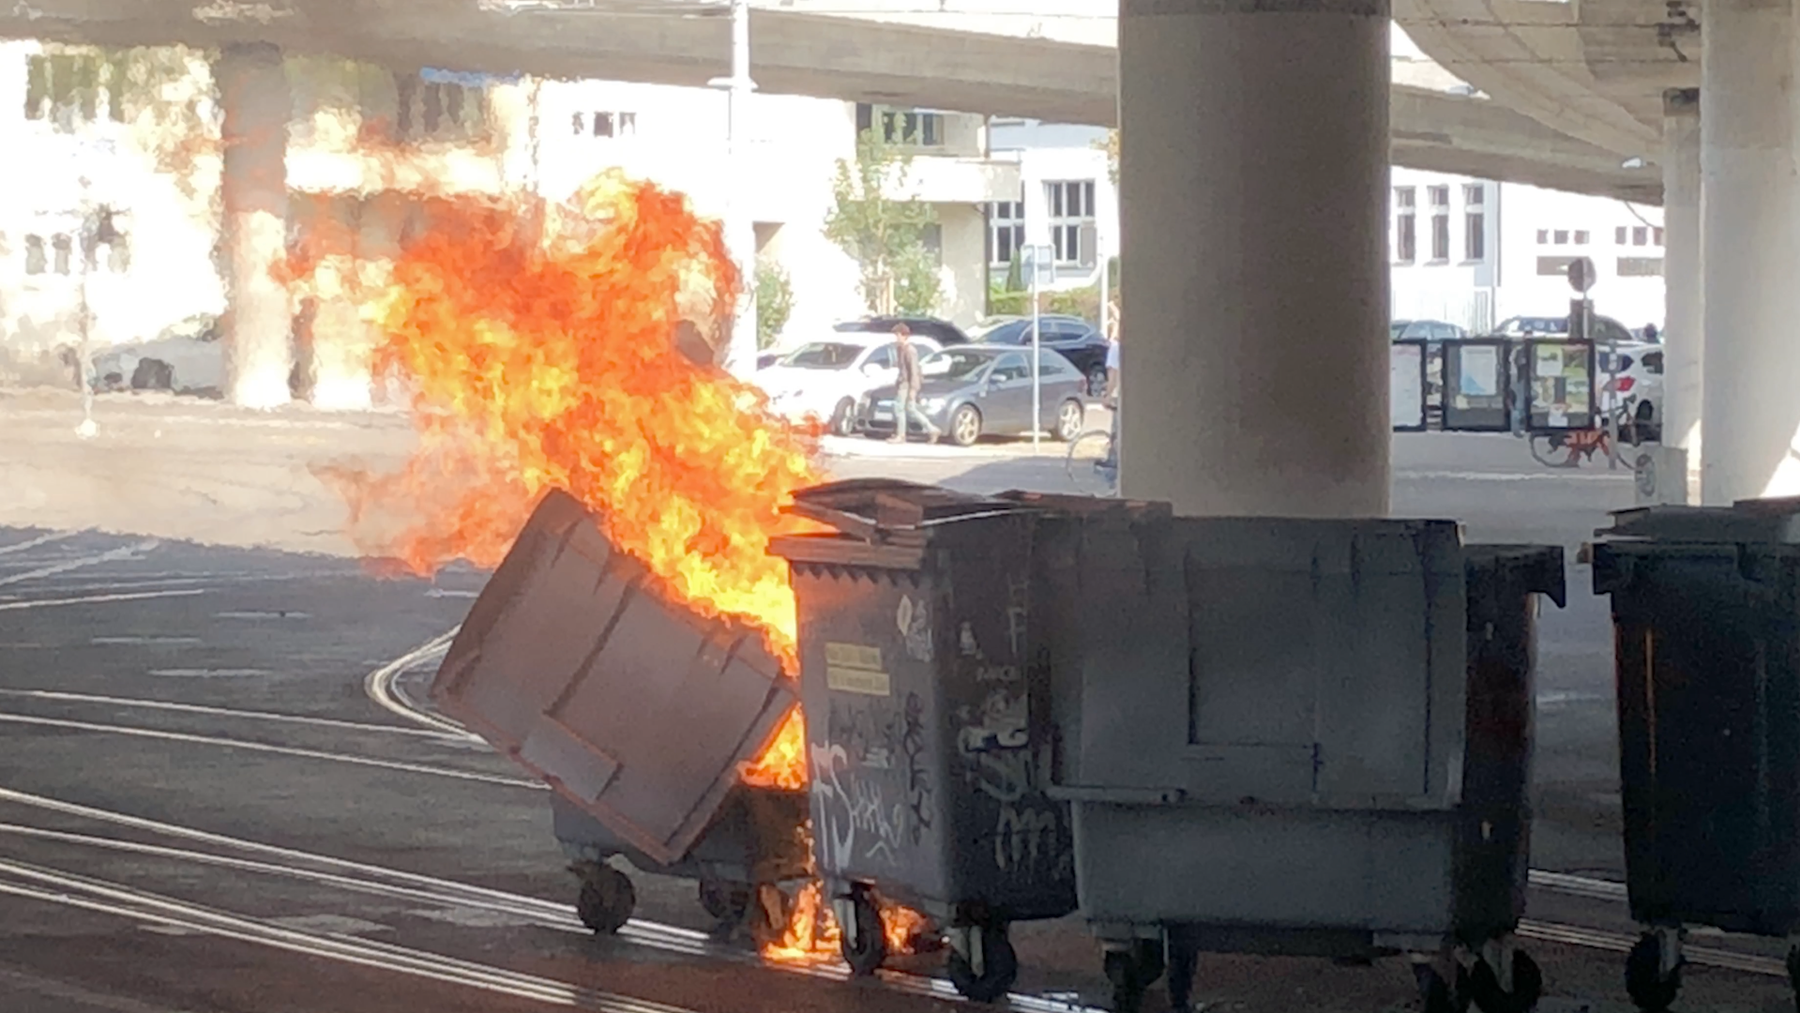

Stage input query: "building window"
[
  {"left": 1394, "top": 187, "right": 1416, "bottom": 262},
  {"left": 880, "top": 109, "right": 943, "bottom": 147},
  {"left": 571, "top": 111, "right": 584, "bottom": 135},
  {"left": 1554, "top": 230, "right": 1569, "bottom": 245},
  {"left": 1653, "top": 226, "right": 1665, "bottom": 246},
  {"left": 106, "top": 234, "right": 130, "bottom": 274},
  {"left": 1574, "top": 230, "right": 1590, "bottom": 245},
  {"left": 989, "top": 197, "right": 1025, "bottom": 267},
  {"left": 1463, "top": 184, "right": 1486, "bottom": 261},
  {"left": 1045, "top": 179, "right": 1096, "bottom": 266},
  {"left": 1633, "top": 226, "right": 1649, "bottom": 246},
  {"left": 51, "top": 234, "right": 72, "bottom": 276},
  {"left": 1536, "top": 229, "right": 1550, "bottom": 244},
  {"left": 1537, "top": 255, "right": 1579, "bottom": 276},
  {"left": 23, "top": 235, "right": 46, "bottom": 275},
  {"left": 395, "top": 73, "right": 488, "bottom": 142},
  {"left": 23, "top": 52, "right": 124, "bottom": 131},
  {"left": 1615, "top": 226, "right": 1628, "bottom": 244},
  {"left": 922, "top": 223, "right": 944, "bottom": 267},
  {"left": 1618, "top": 256, "right": 1664, "bottom": 277},
  {"left": 1428, "top": 186, "right": 1449, "bottom": 260},
  {"left": 619, "top": 112, "right": 637, "bottom": 136}
]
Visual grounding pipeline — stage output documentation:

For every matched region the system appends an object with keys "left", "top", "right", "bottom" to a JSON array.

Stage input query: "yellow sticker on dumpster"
[{"left": 824, "top": 642, "right": 890, "bottom": 696}]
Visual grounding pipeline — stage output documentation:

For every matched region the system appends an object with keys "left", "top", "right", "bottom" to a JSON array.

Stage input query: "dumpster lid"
[
  {"left": 996, "top": 489, "right": 1175, "bottom": 519},
  {"left": 432, "top": 489, "right": 796, "bottom": 867},
  {"left": 1464, "top": 544, "right": 1567, "bottom": 608},
  {"left": 774, "top": 480, "right": 1029, "bottom": 568},
  {"left": 1600, "top": 503, "right": 1800, "bottom": 544}
]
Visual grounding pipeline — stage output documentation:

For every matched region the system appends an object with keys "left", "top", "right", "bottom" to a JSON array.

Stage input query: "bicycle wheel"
[
  {"left": 1528, "top": 434, "right": 1582, "bottom": 469},
  {"left": 1065, "top": 429, "right": 1116, "bottom": 496}
]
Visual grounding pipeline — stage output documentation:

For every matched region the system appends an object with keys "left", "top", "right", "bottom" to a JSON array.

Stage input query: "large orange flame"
[{"left": 305, "top": 172, "right": 820, "bottom": 786}]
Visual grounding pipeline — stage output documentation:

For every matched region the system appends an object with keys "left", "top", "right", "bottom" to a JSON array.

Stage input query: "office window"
[
  {"left": 989, "top": 196, "right": 1025, "bottom": 268},
  {"left": 1554, "top": 230, "right": 1569, "bottom": 245},
  {"left": 1618, "top": 257, "right": 1664, "bottom": 277},
  {"left": 881, "top": 109, "right": 943, "bottom": 147},
  {"left": 1615, "top": 226, "right": 1628, "bottom": 245},
  {"left": 1653, "top": 226, "right": 1665, "bottom": 246},
  {"left": 51, "top": 233, "right": 71, "bottom": 276},
  {"left": 23, "top": 53, "right": 122, "bottom": 131},
  {"left": 1537, "top": 255, "right": 1579, "bottom": 276},
  {"left": 618, "top": 112, "right": 637, "bottom": 136},
  {"left": 592, "top": 112, "right": 613, "bottom": 137},
  {"left": 23, "top": 235, "right": 45, "bottom": 275},
  {"left": 1428, "top": 186, "right": 1450, "bottom": 260},
  {"left": 395, "top": 73, "right": 489, "bottom": 142},
  {"left": 1394, "top": 187, "right": 1417, "bottom": 262},
  {"left": 571, "top": 111, "right": 584, "bottom": 135},
  {"left": 1045, "top": 179, "right": 1096, "bottom": 266},
  {"left": 1633, "top": 226, "right": 1649, "bottom": 246},
  {"left": 1574, "top": 230, "right": 1590, "bottom": 245},
  {"left": 1536, "top": 229, "right": 1550, "bottom": 244},
  {"left": 1463, "top": 184, "right": 1486, "bottom": 261}
]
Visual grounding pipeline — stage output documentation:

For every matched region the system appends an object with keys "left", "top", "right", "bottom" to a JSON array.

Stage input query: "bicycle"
[
  {"left": 1064, "top": 427, "right": 1118, "bottom": 496},
  {"left": 1525, "top": 396, "right": 1643, "bottom": 469}
]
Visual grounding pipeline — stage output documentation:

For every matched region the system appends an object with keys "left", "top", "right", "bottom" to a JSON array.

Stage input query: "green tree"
[
  {"left": 824, "top": 130, "right": 939, "bottom": 315},
  {"left": 1098, "top": 129, "right": 1119, "bottom": 186},
  {"left": 755, "top": 260, "right": 794, "bottom": 349}
]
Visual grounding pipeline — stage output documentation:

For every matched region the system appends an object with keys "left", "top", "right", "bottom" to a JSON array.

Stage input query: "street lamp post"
[{"left": 710, "top": 0, "right": 758, "bottom": 377}]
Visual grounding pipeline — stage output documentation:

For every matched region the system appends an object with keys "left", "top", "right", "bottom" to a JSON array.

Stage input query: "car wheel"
[
  {"left": 130, "top": 359, "right": 174, "bottom": 391},
  {"left": 949, "top": 405, "right": 982, "bottom": 447},
  {"left": 1054, "top": 399, "right": 1084, "bottom": 441},
  {"left": 829, "top": 398, "right": 857, "bottom": 437}
]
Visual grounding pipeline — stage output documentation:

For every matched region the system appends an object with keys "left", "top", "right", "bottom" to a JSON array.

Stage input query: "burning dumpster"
[
  {"left": 770, "top": 480, "right": 1079, "bottom": 1001},
  {"left": 431, "top": 488, "right": 809, "bottom": 936},
  {"left": 1039, "top": 509, "right": 1563, "bottom": 1013}
]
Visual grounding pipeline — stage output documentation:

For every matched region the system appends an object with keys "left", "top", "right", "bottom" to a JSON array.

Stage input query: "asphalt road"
[{"left": 0, "top": 398, "right": 1794, "bottom": 1013}]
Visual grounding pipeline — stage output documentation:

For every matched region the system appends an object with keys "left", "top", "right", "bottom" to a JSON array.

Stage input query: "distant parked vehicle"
[
  {"left": 90, "top": 313, "right": 223, "bottom": 395},
  {"left": 755, "top": 332, "right": 943, "bottom": 435},
  {"left": 834, "top": 315, "right": 971, "bottom": 347},
  {"left": 970, "top": 314, "right": 1110, "bottom": 396},
  {"left": 1390, "top": 319, "right": 1469, "bottom": 341},
  {"left": 1492, "top": 313, "right": 1636, "bottom": 346},
  {"left": 856, "top": 345, "right": 1087, "bottom": 447}
]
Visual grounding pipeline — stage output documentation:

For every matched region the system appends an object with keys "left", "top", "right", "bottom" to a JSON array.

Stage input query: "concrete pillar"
[
  {"left": 1657, "top": 88, "right": 1702, "bottom": 504},
  {"left": 1699, "top": 0, "right": 1800, "bottom": 503},
  {"left": 216, "top": 42, "right": 293, "bottom": 409},
  {"left": 1116, "top": 0, "right": 1390, "bottom": 517}
]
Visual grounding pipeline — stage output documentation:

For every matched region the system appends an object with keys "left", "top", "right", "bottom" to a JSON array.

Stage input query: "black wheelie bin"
[
  {"left": 1592, "top": 500, "right": 1800, "bottom": 1011},
  {"left": 431, "top": 488, "right": 809, "bottom": 941},
  {"left": 769, "top": 480, "right": 1079, "bottom": 1002}
]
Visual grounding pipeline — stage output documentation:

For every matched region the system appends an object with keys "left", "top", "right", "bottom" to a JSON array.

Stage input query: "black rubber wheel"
[
  {"left": 131, "top": 358, "right": 174, "bottom": 391},
  {"left": 829, "top": 398, "right": 857, "bottom": 437},
  {"left": 946, "top": 924, "right": 1018, "bottom": 1003},
  {"left": 839, "top": 886, "right": 887, "bottom": 977},
  {"left": 698, "top": 879, "right": 750, "bottom": 925},
  {"left": 1625, "top": 933, "right": 1681, "bottom": 1011},
  {"left": 575, "top": 865, "right": 635, "bottom": 935},
  {"left": 1053, "top": 399, "right": 1085, "bottom": 442},
  {"left": 949, "top": 404, "right": 982, "bottom": 447},
  {"left": 1103, "top": 940, "right": 1165, "bottom": 1013},
  {"left": 1465, "top": 949, "right": 1542, "bottom": 1013}
]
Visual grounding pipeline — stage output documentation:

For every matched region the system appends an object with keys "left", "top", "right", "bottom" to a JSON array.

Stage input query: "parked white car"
[
  {"left": 90, "top": 313, "right": 224, "bottom": 395},
  {"left": 755, "top": 332, "right": 942, "bottom": 435},
  {"left": 1600, "top": 342, "right": 1665, "bottom": 440}
]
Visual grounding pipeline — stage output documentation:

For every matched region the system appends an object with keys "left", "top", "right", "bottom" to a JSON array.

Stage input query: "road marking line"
[
  {"left": 364, "top": 627, "right": 477, "bottom": 740},
  {"left": 0, "top": 531, "right": 79, "bottom": 557},
  {"left": 0, "top": 712, "right": 542, "bottom": 790},
  {"left": 0, "top": 589, "right": 205, "bottom": 611},
  {"left": 0, "top": 540, "right": 160, "bottom": 588},
  {"left": 0, "top": 689, "right": 464, "bottom": 740}
]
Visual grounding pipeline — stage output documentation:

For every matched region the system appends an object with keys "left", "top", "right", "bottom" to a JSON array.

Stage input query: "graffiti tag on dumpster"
[
  {"left": 898, "top": 595, "right": 933, "bottom": 663},
  {"left": 957, "top": 688, "right": 1072, "bottom": 881},
  {"left": 812, "top": 693, "right": 937, "bottom": 871}
]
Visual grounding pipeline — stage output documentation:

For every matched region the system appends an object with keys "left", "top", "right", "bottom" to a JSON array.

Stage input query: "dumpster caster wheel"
[
  {"left": 1466, "top": 950, "right": 1541, "bottom": 1013},
  {"left": 1625, "top": 933, "right": 1681, "bottom": 1011},
  {"left": 575, "top": 865, "right": 635, "bottom": 935},
  {"left": 699, "top": 879, "right": 751, "bottom": 933},
  {"left": 947, "top": 925, "right": 1017, "bottom": 1003},
  {"left": 840, "top": 886, "right": 887, "bottom": 977},
  {"left": 1413, "top": 963, "right": 1469, "bottom": 1013},
  {"left": 1104, "top": 940, "right": 1165, "bottom": 1013}
]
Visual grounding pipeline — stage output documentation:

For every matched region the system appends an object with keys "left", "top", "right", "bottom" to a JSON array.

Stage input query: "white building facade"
[{"left": 985, "top": 118, "right": 1116, "bottom": 297}]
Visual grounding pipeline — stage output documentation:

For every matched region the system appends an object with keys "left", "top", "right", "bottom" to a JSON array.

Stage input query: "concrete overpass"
[{"left": 0, "top": 0, "right": 1657, "bottom": 202}]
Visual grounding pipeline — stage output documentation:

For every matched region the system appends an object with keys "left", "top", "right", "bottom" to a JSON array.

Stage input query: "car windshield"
[
  {"left": 920, "top": 349, "right": 993, "bottom": 381},
  {"left": 778, "top": 342, "right": 864, "bottom": 369}
]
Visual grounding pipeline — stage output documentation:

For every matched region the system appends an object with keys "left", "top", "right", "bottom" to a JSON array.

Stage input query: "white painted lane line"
[
  {"left": 0, "top": 589, "right": 205, "bottom": 612},
  {"left": 364, "top": 628, "right": 475, "bottom": 740},
  {"left": 0, "top": 689, "right": 464, "bottom": 740},
  {"left": 0, "top": 712, "right": 543, "bottom": 790},
  {"left": 0, "top": 531, "right": 79, "bottom": 557},
  {"left": 0, "top": 540, "right": 161, "bottom": 588}
]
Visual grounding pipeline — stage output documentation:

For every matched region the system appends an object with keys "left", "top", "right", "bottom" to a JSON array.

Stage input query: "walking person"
[
  {"left": 1101, "top": 320, "right": 1121, "bottom": 471},
  {"left": 890, "top": 323, "right": 940, "bottom": 444}
]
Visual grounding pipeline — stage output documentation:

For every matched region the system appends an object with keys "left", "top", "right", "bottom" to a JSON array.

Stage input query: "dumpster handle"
[{"left": 1046, "top": 785, "right": 1187, "bottom": 806}]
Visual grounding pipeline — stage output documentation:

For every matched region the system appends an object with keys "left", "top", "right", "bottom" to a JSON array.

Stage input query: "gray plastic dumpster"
[
  {"left": 430, "top": 488, "right": 803, "bottom": 938},
  {"left": 1592, "top": 500, "right": 1800, "bottom": 1011},
  {"left": 769, "top": 480, "right": 1079, "bottom": 1001},
  {"left": 1043, "top": 511, "right": 1562, "bottom": 1013}
]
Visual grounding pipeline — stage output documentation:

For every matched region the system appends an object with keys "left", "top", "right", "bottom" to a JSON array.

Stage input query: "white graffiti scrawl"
[{"left": 898, "top": 595, "right": 934, "bottom": 663}]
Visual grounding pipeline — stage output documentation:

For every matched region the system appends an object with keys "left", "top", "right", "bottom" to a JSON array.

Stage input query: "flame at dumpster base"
[{"left": 759, "top": 880, "right": 936, "bottom": 964}]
